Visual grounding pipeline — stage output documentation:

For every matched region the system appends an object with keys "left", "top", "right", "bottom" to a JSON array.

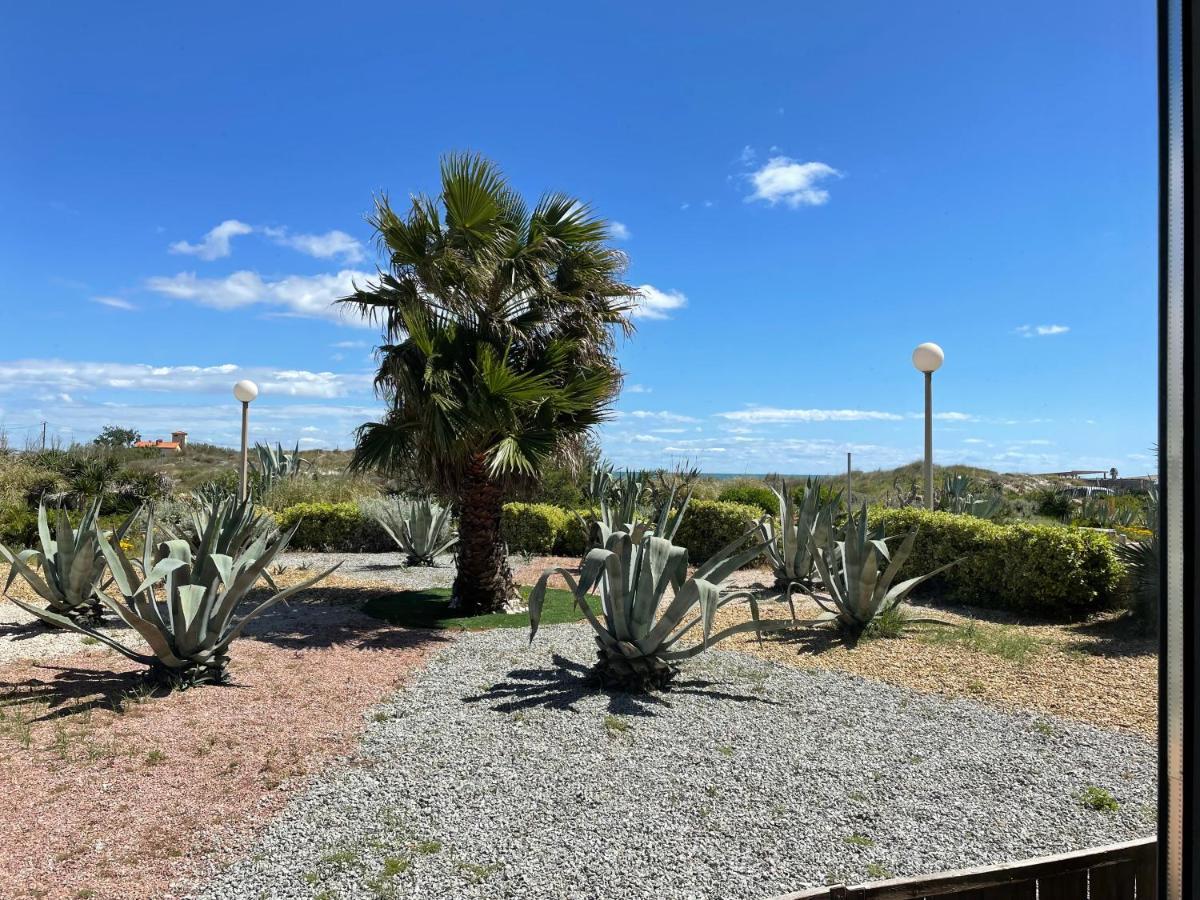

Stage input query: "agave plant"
[
  {"left": 371, "top": 497, "right": 457, "bottom": 565},
  {"left": 528, "top": 523, "right": 796, "bottom": 691},
  {"left": 938, "top": 475, "right": 1004, "bottom": 520},
  {"left": 807, "top": 506, "right": 960, "bottom": 639},
  {"left": 8, "top": 511, "right": 338, "bottom": 686},
  {"left": 760, "top": 478, "right": 840, "bottom": 589},
  {"left": 252, "top": 440, "right": 308, "bottom": 494},
  {"left": 163, "top": 493, "right": 278, "bottom": 577},
  {"left": 0, "top": 498, "right": 136, "bottom": 626}
]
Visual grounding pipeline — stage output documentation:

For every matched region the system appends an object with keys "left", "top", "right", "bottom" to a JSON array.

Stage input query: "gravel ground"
[
  {"left": 0, "top": 601, "right": 135, "bottom": 666},
  {"left": 192, "top": 625, "right": 1156, "bottom": 900},
  {"left": 274, "top": 551, "right": 458, "bottom": 589},
  {"left": 0, "top": 552, "right": 457, "bottom": 668}
]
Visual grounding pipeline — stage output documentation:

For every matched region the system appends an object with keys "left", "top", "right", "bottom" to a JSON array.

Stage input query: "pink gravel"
[{"left": 0, "top": 607, "right": 449, "bottom": 900}]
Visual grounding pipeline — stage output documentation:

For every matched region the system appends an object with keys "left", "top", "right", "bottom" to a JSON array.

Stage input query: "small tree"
[
  {"left": 341, "top": 153, "right": 636, "bottom": 614},
  {"left": 93, "top": 425, "right": 140, "bottom": 448}
]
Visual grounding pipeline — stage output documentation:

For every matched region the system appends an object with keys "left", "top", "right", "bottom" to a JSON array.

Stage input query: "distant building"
[{"left": 134, "top": 430, "right": 188, "bottom": 453}]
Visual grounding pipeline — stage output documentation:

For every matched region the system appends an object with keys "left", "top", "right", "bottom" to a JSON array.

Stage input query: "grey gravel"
[
  {"left": 192, "top": 624, "right": 1155, "bottom": 900},
  {"left": 0, "top": 601, "right": 135, "bottom": 665},
  {"left": 274, "top": 551, "right": 458, "bottom": 589}
]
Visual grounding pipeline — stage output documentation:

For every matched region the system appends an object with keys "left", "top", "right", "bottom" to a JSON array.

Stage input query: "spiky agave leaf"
[
  {"left": 0, "top": 497, "right": 136, "bottom": 626},
  {"left": 11, "top": 509, "right": 338, "bottom": 686},
  {"left": 809, "top": 508, "right": 960, "bottom": 638},
  {"left": 761, "top": 478, "right": 840, "bottom": 589},
  {"left": 370, "top": 497, "right": 457, "bottom": 565},
  {"left": 528, "top": 522, "right": 799, "bottom": 691}
]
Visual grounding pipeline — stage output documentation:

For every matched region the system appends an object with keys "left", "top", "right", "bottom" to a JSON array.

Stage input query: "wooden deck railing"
[{"left": 768, "top": 837, "right": 1155, "bottom": 900}]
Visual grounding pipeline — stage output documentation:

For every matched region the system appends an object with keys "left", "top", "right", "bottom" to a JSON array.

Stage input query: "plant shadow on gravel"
[
  {"left": 0, "top": 664, "right": 171, "bottom": 724},
  {"left": 239, "top": 586, "right": 454, "bottom": 654},
  {"left": 462, "top": 653, "right": 776, "bottom": 715}
]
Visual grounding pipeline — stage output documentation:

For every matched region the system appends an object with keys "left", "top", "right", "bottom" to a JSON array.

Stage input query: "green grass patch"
[
  {"left": 915, "top": 620, "right": 1041, "bottom": 664},
  {"left": 362, "top": 586, "right": 594, "bottom": 631},
  {"left": 1079, "top": 785, "right": 1120, "bottom": 812}
]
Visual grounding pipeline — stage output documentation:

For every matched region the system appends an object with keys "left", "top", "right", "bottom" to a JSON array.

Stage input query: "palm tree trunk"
[{"left": 453, "top": 454, "right": 517, "bottom": 614}]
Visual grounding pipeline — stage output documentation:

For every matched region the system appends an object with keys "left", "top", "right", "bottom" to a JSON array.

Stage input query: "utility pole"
[
  {"left": 40, "top": 422, "right": 46, "bottom": 451},
  {"left": 846, "top": 452, "right": 853, "bottom": 511}
]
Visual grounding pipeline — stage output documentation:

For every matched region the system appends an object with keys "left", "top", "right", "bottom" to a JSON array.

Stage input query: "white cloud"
[
  {"left": 92, "top": 296, "right": 136, "bottom": 311},
  {"left": 146, "top": 269, "right": 373, "bottom": 326},
  {"left": 622, "top": 410, "right": 701, "bottom": 423},
  {"left": 738, "top": 145, "right": 757, "bottom": 165},
  {"left": 680, "top": 203, "right": 690, "bottom": 211},
  {"left": 625, "top": 384, "right": 651, "bottom": 394},
  {"left": 1015, "top": 324, "right": 1070, "bottom": 338},
  {"left": 263, "top": 227, "right": 365, "bottom": 263},
  {"left": 633, "top": 284, "right": 687, "bottom": 320},
  {"left": 332, "top": 340, "right": 370, "bottom": 349},
  {"left": 746, "top": 157, "right": 841, "bottom": 208},
  {"left": 0, "top": 359, "right": 372, "bottom": 399},
  {"left": 631, "top": 434, "right": 664, "bottom": 443},
  {"left": 609, "top": 221, "right": 631, "bottom": 240},
  {"left": 718, "top": 407, "right": 905, "bottom": 423},
  {"left": 169, "top": 219, "right": 254, "bottom": 260}
]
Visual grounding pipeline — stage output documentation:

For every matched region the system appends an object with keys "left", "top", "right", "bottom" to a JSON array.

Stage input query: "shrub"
[
  {"left": 276, "top": 502, "right": 391, "bottom": 552},
  {"left": 0, "top": 504, "right": 38, "bottom": 547},
  {"left": 717, "top": 481, "right": 777, "bottom": 515},
  {"left": 0, "top": 460, "right": 67, "bottom": 508},
  {"left": 1033, "top": 488, "right": 1072, "bottom": 519},
  {"left": 672, "top": 499, "right": 765, "bottom": 565},
  {"left": 555, "top": 507, "right": 599, "bottom": 556},
  {"left": 501, "top": 503, "right": 570, "bottom": 554},
  {"left": 260, "top": 475, "right": 379, "bottom": 511},
  {"left": 868, "top": 507, "right": 1124, "bottom": 617}
]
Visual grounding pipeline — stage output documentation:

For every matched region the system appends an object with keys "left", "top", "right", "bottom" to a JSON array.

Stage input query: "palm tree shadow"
[
  {"left": 239, "top": 587, "right": 452, "bottom": 653},
  {"left": 461, "top": 653, "right": 775, "bottom": 715}
]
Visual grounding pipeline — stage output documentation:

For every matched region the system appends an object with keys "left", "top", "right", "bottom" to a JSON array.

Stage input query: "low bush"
[
  {"left": 259, "top": 474, "right": 380, "bottom": 511},
  {"left": 672, "top": 499, "right": 765, "bottom": 564},
  {"left": 717, "top": 481, "right": 777, "bottom": 515},
  {"left": 276, "top": 501, "right": 391, "bottom": 552},
  {"left": 0, "top": 504, "right": 38, "bottom": 547},
  {"left": 869, "top": 507, "right": 1124, "bottom": 617},
  {"left": 555, "top": 507, "right": 599, "bottom": 556},
  {"left": 501, "top": 503, "right": 570, "bottom": 554}
]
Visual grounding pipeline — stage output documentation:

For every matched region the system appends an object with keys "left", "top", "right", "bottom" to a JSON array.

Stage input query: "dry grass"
[{"left": 710, "top": 570, "right": 1157, "bottom": 739}]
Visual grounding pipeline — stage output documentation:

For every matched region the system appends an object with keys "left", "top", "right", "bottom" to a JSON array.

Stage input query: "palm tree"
[{"left": 339, "top": 153, "right": 637, "bottom": 613}]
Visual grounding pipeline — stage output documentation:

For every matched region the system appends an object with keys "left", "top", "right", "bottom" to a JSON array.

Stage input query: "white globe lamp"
[{"left": 912, "top": 343, "right": 944, "bottom": 509}]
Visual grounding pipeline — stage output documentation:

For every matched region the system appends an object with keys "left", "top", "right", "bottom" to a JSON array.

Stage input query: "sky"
[{"left": 0, "top": 1, "right": 1157, "bottom": 476}]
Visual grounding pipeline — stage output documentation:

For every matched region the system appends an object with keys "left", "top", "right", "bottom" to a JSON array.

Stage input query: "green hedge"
[
  {"left": 501, "top": 500, "right": 765, "bottom": 565},
  {"left": 869, "top": 507, "right": 1123, "bottom": 617},
  {"left": 276, "top": 502, "right": 392, "bottom": 552},
  {"left": 672, "top": 499, "right": 765, "bottom": 564},
  {"left": 716, "top": 482, "right": 777, "bottom": 515},
  {"left": 501, "top": 503, "right": 571, "bottom": 554}
]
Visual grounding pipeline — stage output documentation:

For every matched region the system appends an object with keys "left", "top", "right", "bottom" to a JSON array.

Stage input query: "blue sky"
[{"left": 0, "top": 1, "right": 1157, "bottom": 475}]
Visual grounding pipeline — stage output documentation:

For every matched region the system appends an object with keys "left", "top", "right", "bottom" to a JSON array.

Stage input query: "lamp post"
[
  {"left": 911, "top": 343, "right": 944, "bottom": 510},
  {"left": 233, "top": 380, "right": 259, "bottom": 502}
]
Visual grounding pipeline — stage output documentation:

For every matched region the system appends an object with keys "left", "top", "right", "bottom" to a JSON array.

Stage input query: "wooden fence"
[{"left": 769, "top": 837, "right": 1156, "bottom": 900}]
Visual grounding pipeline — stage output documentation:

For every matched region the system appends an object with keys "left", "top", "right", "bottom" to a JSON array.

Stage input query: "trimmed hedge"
[
  {"left": 717, "top": 482, "right": 777, "bottom": 515},
  {"left": 672, "top": 499, "right": 765, "bottom": 564},
  {"left": 501, "top": 503, "right": 571, "bottom": 554},
  {"left": 276, "top": 502, "right": 392, "bottom": 552},
  {"left": 869, "top": 507, "right": 1124, "bottom": 617},
  {"left": 500, "top": 499, "right": 766, "bottom": 566}
]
